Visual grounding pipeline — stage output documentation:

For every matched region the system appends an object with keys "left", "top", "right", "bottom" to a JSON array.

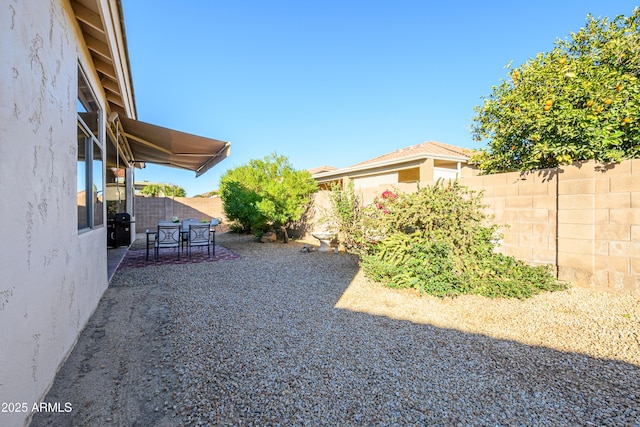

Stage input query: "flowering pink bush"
[
  {"left": 375, "top": 190, "right": 398, "bottom": 214},
  {"left": 380, "top": 190, "right": 398, "bottom": 200}
]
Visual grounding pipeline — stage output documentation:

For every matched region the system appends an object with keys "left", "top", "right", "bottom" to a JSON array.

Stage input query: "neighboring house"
[
  {"left": 1, "top": 2, "right": 229, "bottom": 426},
  {"left": 311, "top": 141, "right": 476, "bottom": 203}
]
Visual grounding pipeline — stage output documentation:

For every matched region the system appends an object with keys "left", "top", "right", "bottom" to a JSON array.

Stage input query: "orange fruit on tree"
[
  {"left": 586, "top": 100, "right": 594, "bottom": 108},
  {"left": 604, "top": 98, "right": 613, "bottom": 105}
]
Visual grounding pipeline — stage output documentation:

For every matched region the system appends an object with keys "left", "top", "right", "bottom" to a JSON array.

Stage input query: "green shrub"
[
  {"left": 327, "top": 182, "right": 366, "bottom": 253},
  {"left": 219, "top": 153, "right": 318, "bottom": 239},
  {"left": 350, "top": 180, "right": 565, "bottom": 299}
]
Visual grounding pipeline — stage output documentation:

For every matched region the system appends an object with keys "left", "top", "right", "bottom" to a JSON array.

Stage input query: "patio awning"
[{"left": 118, "top": 117, "right": 230, "bottom": 177}]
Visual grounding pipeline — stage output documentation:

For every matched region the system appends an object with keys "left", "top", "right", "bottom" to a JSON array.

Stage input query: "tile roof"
[
  {"left": 350, "top": 141, "right": 470, "bottom": 167},
  {"left": 307, "top": 165, "right": 338, "bottom": 174}
]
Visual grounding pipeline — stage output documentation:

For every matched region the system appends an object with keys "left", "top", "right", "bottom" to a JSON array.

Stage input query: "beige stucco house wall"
[
  {"left": 1, "top": 2, "right": 110, "bottom": 426},
  {"left": 311, "top": 141, "right": 477, "bottom": 205},
  {"left": 2, "top": 2, "right": 229, "bottom": 423}
]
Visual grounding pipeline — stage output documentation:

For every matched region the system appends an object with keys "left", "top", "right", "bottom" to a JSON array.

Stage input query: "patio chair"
[
  {"left": 155, "top": 223, "right": 181, "bottom": 261},
  {"left": 187, "top": 223, "right": 211, "bottom": 259},
  {"left": 181, "top": 219, "right": 200, "bottom": 249}
]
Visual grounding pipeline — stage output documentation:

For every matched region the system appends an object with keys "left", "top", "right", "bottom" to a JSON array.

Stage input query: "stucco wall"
[{"left": 1, "top": 2, "right": 108, "bottom": 426}]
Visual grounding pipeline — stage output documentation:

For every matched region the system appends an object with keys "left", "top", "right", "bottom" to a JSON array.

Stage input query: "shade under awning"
[{"left": 118, "top": 117, "right": 230, "bottom": 177}]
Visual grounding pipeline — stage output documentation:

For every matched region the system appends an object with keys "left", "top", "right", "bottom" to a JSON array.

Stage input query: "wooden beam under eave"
[
  {"left": 106, "top": 91, "right": 125, "bottom": 108},
  {"left": 108, "top": 104, "right": 126, "bottom": 118},
  {"left": 85, "top": 33, "right": 112, "bottom": 62},
  {"left": 93, "top": 57, "right": 117, "bottom": 81},
  {"left": 101, "top": 77, "right": 120, "bottom": 95},
  {"left": 72, "top": 1, "right": 104, "bottom": 34}
]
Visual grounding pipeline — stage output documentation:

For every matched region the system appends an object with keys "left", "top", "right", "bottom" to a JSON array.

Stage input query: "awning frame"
[{"left": 111, "top": 116, "right": 230, "bottom": 177}]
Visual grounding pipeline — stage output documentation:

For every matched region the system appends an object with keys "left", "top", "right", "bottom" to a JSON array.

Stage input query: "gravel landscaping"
[{"left": 32, "top": 232, "right": 640, "bottom": 426}]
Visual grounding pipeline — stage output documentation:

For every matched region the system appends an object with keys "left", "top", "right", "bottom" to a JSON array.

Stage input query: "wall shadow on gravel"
[
  {"left": 25, "top": 236, "right": 640, "bottom": 426},
  {"left": 328, "top": 304, "right": 640, "bottom": 425}
]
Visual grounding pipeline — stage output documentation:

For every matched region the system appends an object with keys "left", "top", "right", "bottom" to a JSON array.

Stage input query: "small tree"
[
  {"left": 219, "top": 153, "right": 318, "bottom": 241},
  {"left": 140, "top": 183, "right": 186, "bottom": 197},
  {"left": 326, "top": 182, "right": 365, "bottom": 253},
  {"left": 471, "top": 8, "right": 640, "bottom": 173}
]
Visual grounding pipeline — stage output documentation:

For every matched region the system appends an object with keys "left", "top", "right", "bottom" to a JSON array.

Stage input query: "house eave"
[
  {"left": 312, "top": 153, "right": 469, "bottom": 182},
  {"left": 72, "top": 0, "right": 136, "bottom": 119}
]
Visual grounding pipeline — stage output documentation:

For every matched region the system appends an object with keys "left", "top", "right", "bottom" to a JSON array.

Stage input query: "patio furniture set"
[{"left": 145, "top": 218, "right": 221, "bottom": 261}]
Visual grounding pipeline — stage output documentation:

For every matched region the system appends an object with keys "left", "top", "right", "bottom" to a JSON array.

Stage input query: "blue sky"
[{"left": 122, "top": 1, "right": 638, "bottom": 196}]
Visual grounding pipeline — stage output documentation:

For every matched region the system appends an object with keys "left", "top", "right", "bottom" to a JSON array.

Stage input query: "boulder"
[{"left": 260, "top": 232, "right": 277, "bottom": 243}]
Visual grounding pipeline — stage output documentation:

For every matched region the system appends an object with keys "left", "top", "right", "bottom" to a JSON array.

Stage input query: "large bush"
[
  {"left": 331, "top": 181, "right": 565, "bottom": 298},
  {"left": 219, "top": 153, "right": 318, "bottom": 240}
]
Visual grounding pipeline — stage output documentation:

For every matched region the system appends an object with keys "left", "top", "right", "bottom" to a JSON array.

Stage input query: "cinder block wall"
[
  {"left": 134, "top": 196, "right": 226, "bottom": 231},
  {"left": 550, "top": 160, "right": 640, "bottom": 295},
  {"left": 462, "top": 168, "right": 558, "bottom": 268},
  {"left": 465, "top": 160, "right": 639, "bottom": 295}
]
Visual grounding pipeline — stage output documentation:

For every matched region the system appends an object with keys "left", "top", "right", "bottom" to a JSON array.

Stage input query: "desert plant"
[
  {"left": 219, "top": 153, "right": 318, "bottom": 240},
  {"left": 326, "top": 182, "right": 366, "bottom": 253},
  {"left": 359, "top": 180, "right": 565, "bottom": 298}
]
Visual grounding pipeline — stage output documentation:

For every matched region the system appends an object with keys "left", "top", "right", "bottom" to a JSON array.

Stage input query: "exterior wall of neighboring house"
[
  {"left": 352, "top": 172, "right": 398, "bottom": 191},
  {"left": 314, "top": 152, "right": 477, "bottom": 205},
  {"left": 1, "top": 2, "right": 110, "bottom": 425}
]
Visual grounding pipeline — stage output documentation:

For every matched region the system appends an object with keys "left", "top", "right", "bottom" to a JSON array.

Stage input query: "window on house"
[
  {"left": 77, "top": 66, "right": 104, "bottom": 231},
  {"left": 93, "top": 141, "right": 103, "bottom": 226},
  {"left": 398, "top": 167, "right": 420, "bottom": 183},
  {"left": 106, "top": 165, "right": 126, "bottom": 217}
]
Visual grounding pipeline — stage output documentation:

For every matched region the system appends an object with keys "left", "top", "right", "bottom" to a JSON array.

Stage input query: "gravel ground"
[{"left": 32, "top": 232, "right": 640, "bottom": 426}]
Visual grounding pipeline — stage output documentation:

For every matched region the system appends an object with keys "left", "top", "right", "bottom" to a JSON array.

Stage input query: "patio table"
[{"left": 145, "top": 229, "right": 156, "bottom": 261}]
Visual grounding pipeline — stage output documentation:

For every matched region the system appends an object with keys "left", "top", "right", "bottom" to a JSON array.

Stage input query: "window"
[
  {"left": 93, "top": 141, "right": 104, "bottom": 226},
  {"left": 77, "top": 67, "right": 104, "bottom": 231},
  {"left": 106, "top": 165, "right": 126, "bottom": 217},
  {"left": 398, "top": 167, "right": 420, "bottom": 183}
]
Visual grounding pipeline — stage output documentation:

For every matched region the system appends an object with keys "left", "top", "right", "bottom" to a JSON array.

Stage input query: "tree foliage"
[
  {"left": 140, "top": 183, "right": 186, "bottom": 197},
  {"left": 219, "top": 153, "right": 318, "bottom": 238},
  {"left": 471, "top": 8, "right": 640, "bottom": 173}
]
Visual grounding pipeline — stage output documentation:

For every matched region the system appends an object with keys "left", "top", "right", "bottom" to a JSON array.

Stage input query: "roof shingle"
[
  {"left": 350, "top": 141, "right": 469, "bottom": 167},
  {"left": 351, "top": 141, "right": 469, "bottom": 167}
]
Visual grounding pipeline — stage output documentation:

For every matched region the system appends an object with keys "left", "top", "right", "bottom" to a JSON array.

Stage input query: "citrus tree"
[
  {"left": 219, "top": 153, "right": 318, "bottom": 241},
  {"left": 471, "top": 8, "right": 640, "bottom": 173}
]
